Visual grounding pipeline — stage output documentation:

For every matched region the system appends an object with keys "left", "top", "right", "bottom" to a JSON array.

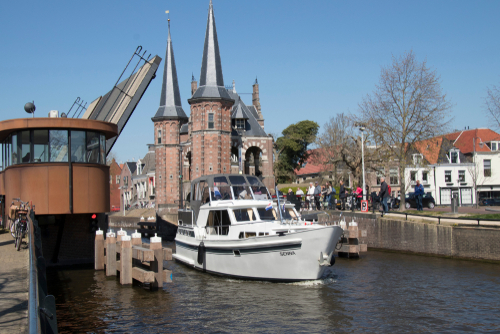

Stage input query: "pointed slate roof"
[
  {"left": 227, "top": 90, "right": 267, "bottom": 137},
  {"left": 190, "top": 0, "right": 232, "bottom": 101},
  {"left": 153, "top": 21, "right": 188, "bottom": 121}
]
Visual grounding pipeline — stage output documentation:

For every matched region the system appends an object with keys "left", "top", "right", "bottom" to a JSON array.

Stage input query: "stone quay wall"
[{"left": 328, "top": 212, "right": 500, "bottom": 262}]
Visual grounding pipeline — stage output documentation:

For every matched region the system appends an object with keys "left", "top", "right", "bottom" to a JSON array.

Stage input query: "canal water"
[{"left": 47, "top": 233, "right": 500, "bottom": 333}]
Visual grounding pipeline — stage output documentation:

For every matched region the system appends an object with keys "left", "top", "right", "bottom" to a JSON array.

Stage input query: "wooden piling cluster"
[
  {"left": 95, "top": 228, "right": 172, "bottom": 291},
  {"left": 335, "top": 223, "right": 368, "bottom": 258}
]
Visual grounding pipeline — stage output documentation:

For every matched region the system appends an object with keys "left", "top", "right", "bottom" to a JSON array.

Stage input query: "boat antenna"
[{"left": 275, "top": 183, "right": 284, "bottom": 224}]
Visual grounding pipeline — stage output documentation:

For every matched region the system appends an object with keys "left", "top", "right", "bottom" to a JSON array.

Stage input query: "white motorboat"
[{"left": 173, "top": 174, "right": 343, "bottom": 282}]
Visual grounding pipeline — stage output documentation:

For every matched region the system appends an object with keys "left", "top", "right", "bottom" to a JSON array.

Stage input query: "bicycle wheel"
[
  {"left": 10, "top": 219, "right": 17, "bottom": 238},
  {"left": 14, "top": 228, "right": 19, "bottom": 249},
  {"left": 17, "top": 232, "right": 21, "bottom": 251}
]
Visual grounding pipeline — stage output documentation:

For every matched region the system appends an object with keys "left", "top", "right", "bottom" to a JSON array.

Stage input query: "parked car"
[
  {"left": 111, "top": 206, "right": 120, "bottom": 212},
  {"left": 405, "top": 192, "right": 435, "bottom": 209},
  {"left": 479, "top": 198, "right": 500, "bottom": 206}
]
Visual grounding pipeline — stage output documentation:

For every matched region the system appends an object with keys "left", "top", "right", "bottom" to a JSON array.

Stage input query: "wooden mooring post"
[{"left": 95, "top": 230, "right": 173, "bottom": 290}]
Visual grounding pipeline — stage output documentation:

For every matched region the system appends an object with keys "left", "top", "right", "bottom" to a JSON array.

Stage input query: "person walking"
[
  {"left": 379, "top": 177, "right": 390, "bottom": 213},
  {"left": 339, "top": 180, "right": 346, "bottom": 210},
  {"left": 325, "top": 182, "right": 333, "bottom": 209},
  {"left": 415, "top": 180, "right": 425, "bottom": 211},
  {"left": 314, "top": 182, "right": 322, "bottom": 210}
]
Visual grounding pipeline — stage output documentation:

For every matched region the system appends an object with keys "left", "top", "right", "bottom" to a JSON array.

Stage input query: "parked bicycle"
[{"left": 11, "top": 198, "right": 29, "bottom": 251}]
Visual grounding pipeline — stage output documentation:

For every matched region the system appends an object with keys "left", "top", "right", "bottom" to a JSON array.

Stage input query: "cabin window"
[
  {"left": 20, "top": 130, "right": 31, "bottom": 163},
  {"left": 86, "top": 131, "right": 100, "bottom": 163},
  {"left": 233, "top": 209, "right": 255, "bottom": 222},
  {"left": 282, "top": 208, "right": 297, "bottom": 219},
  {"left": 207, "top": 210, "right": 231, "bottom": 235},
  {"left": 33, "top": 130, "right": 48, "bottom": 163},
  {"left": 71, "top": 131, "right": 86, "bottom": 162},
  {"left": 233, "top": 186, "right": 252, "bottom": 200},
  {"left": 49, "top": 130, "right": 68, "bottom": 162},
  {"left": 258, "top": 232, "right": 270, "bottom": 236},
  {"left": 212, "top": 186, "right": 233, "bottom": 201},
  {"left": 251, "top": 186, "right": 270, "bottom": 200},
  {"left": 11, "top": 133, "right": 17, "bottom": 165},
  {"left": 257, "top": 208, "right": 276, "bottom": 221},
  {"left": 238, "top": 232, "right": 256, "bottom": 239},
  {"left": 229, "top": 175, "right": 246, "bottom": 185}
]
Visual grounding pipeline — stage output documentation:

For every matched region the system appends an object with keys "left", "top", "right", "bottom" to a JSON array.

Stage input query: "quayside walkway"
[{"left": 0, "top": 230, "right": 28, "bottom": 333}]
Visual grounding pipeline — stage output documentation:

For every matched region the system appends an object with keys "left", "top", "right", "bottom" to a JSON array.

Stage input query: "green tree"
[{"left": 274, "top": 120, "right": 319, "bottom": 183}]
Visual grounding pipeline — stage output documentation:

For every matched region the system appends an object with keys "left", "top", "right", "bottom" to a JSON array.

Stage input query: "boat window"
[
  {"left": 211, "top": 186, "right": 233, "bottom": 201},
  {"left": 193, "top": 182, "right": 200, "bottom": 200},
  {"left": 258, "top": 232, "right": 269, "bottom": 236},
  {"left": 257, "top": 208, "right": 277, "bottom": 221},
  {"left": 251, "top": 186, "right": 270, "bottom": 200},
  {"left": 233, "top": 209, "right": 255, "bottom": 222},
  {"left": 229, "top": 175, "right": 247, "bottom": 185},
  {"left": 238, "top": 232, "right": 256, "bottom": 239},
  {"left": 207, "top": 210, "right": 231, "bottom": 235},
  {"left": 202, "top": 185, "right": 210, "bottom": 204},
  {"left": 233, "top": 186, "right": 252, "bottom": 200},
  {"left": 282, "top": 208, "right": 297, "bottom": 219},
  {"left": 213, "top": 176, "right": 228, "bottom": 185},
  {"left": 246, "top": 176, "right": 261, "bottom": 186}
]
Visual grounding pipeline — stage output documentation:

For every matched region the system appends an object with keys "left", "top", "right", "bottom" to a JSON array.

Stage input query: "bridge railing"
[{"left": 28, "top": 209, "right": 58, "bottom": 334}]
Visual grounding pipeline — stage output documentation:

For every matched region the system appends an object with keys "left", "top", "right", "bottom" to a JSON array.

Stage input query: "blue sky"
[{"left": 1, "top": 0, "right": 499, "bottom": 163}]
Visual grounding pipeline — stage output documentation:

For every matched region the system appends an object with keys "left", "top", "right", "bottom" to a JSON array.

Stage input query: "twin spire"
[
  {"left": 155, "top": 0, "right": 231, "bottom": 122},
  {"left": 153, "top": 15, "right": 187, "bottom": 121}
]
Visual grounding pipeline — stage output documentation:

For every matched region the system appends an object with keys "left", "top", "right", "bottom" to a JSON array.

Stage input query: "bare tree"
[
  {"left": 485, "top": 83, "right": 500, "bottom": 130},
  {"left": 316, "top": 113, "right": 383, "bottom": 187},
  {"left": 356, "top": 50, "right": 452, "bottom": 210},
  {"left": 467, "top": 157, "right": 484, "bottom": 209}
]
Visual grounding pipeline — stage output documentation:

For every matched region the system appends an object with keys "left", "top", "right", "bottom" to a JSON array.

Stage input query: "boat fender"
[{"left": 197, "top": 241, "right": 205, "bottom": 265}]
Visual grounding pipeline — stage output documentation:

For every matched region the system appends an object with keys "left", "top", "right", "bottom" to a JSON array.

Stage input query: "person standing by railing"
[{"left": 415, "top": 180, "right": 425, "bottom": 211}]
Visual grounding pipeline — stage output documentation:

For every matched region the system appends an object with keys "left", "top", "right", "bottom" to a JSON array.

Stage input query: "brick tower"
[
  {"left": 188, "top": 0, "right": 234, "bottom": 178},
  {"left": 152, "top": 19, "right": 188, "bottom": 208}
]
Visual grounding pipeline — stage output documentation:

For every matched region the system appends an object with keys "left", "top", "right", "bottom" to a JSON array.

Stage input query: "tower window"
[
  {"left": 208, "top": 113, "right": 214, "bottom": 129},
  {"left": 236, "top": 119, "right": 245, "bottom": 129},
  {"left": 158, "top": 129, "right": 162, "bottom": 144}
]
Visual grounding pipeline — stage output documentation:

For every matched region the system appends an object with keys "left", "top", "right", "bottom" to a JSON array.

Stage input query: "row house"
[{"left": 406, "top": 128, "right": 500, "bottom": 206}]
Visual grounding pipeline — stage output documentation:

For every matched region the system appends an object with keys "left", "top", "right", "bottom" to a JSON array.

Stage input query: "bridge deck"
[{"left": 0, "top": 229, "right": 28, "bottom": 333}]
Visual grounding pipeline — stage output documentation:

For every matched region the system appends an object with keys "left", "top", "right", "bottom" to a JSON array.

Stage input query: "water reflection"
[{"left": 47, "top": 233, "right": 500, "bottom": 333}]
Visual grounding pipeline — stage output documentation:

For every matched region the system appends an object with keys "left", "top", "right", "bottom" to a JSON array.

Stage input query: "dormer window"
[
  {"left": 413, "top": 154, "right": 423, "bottom": 165},
  {"left": 235, "top": 119, "right": 245, "bottom": 129},
  {"left": 449, "top": 149, "right": 460, "bottom": 164},
  {"left": 492, "top": 142, "right": 497, "bottom": 151}
]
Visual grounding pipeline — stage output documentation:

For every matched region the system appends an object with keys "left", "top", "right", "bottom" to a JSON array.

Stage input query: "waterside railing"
[{"left": 28, "top": 209, "right": 58, "bottom": 334}]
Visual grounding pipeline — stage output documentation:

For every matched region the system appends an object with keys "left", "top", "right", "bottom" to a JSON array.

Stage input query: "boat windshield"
[
  {"left": 211, "top": 186, "right": 233, "bottom": 201},
  {"left": 257, "top": 208, "right": 277, "bottom": 221},
  {"left": 251, "top": 186, "right": 270, "bottom": 200},
  {"left": 233, "top": 186, "right": 253, "bottom": 200},
  {"left": 232, "top": 208, "right": 255, "bottom": 222}
]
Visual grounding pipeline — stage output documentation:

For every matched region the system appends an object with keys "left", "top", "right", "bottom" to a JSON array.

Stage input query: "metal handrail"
[
  {"left": 377, "top": 210, "right": 500, "bottom": 226},
  {"left": 28, "top": 208, "right": 40, "bottom": 333}
]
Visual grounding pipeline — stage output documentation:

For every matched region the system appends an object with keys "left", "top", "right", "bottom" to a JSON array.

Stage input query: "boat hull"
[{"left": 173, "top": 225, "right": 343, "bottom": 281}]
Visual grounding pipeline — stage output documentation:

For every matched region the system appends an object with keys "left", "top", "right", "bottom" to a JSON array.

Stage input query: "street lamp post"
[{"left": 360, "top": 126, "right": 366, "bottom": 200}]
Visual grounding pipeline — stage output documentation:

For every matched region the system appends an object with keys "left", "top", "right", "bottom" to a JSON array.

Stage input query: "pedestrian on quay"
[
  {"left": 339, "top": 180, "right": 346, "bottom": 210},
  {"left": 314, "top": 182, "right": 322, "bottom": 210},
  {"left": 307, "top": 182, "right": 315, "bottom": 211},
  {"left": 415, "top": 180, "right": 425, "bottom": 211},
  {"left": 379, "top": 177, "right": 390, "bottom": 213},
  {"left": 325, "top": 182, "right": 333, "bottom": 209}
]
